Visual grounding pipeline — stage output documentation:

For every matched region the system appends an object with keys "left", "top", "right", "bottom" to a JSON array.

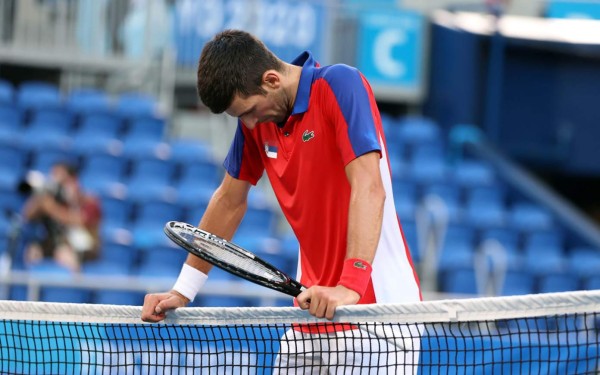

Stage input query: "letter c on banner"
[{"left": 373, "top": 29, "right": 406, "bottom": 79}]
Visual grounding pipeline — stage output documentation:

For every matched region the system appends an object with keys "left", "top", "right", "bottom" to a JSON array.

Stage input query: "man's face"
[{"left": 226, "top": 83, "right": 288, "bottom": 129}]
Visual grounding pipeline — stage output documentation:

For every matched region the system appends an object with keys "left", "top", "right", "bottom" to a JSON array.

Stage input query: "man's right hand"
[{"left": 141, "top": 290, "right": 190, "bottom": 323}]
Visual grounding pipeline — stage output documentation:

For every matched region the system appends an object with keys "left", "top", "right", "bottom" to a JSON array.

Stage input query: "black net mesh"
[{"left": 1, "top": 311, "right": 599, "bottom": 374}]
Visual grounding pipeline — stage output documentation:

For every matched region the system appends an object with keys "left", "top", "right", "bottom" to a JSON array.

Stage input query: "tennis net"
[{"left": 0, "top": 290, "right": 599, "bottom": 374}]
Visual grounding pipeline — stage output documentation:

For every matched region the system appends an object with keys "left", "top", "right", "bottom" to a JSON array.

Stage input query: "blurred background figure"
[{"left": 22, "top": 162, "right": 102, "bottom": 272}]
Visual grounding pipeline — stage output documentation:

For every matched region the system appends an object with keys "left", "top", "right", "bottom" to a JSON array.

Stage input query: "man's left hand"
[{"left": 296, "top": 285, "right": 360, "bottom": 320}]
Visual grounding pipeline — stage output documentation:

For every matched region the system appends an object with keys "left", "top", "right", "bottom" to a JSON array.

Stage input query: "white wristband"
[{"left": 172, "top": 263, "right": 208, "bottom": 302}]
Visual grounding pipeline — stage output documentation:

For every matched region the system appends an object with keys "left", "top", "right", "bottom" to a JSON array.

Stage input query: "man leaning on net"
[{"left": 141, "top": 29, "right": 422, "bottom": 372}]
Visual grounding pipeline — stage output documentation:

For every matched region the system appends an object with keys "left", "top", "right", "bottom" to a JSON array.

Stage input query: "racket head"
[{"left": 164, "top": 221, "right": 305, "bottom": 297}]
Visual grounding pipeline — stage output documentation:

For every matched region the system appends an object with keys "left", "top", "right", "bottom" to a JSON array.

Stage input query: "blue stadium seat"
[
  {"left": 0, "top": 145, "right": 27, "bottom": 190},
  {"left": 440, "top": 268, "right": 478, "bottom": 295},
  {"left": 126, "top": 158, "right": 177, "bottom": 202},
  {"left": 119, "top": 116, "right": 168, "bottom": 159},
  {"left": 410, "top": 143, "right": 445, "bottom": 163},
  {"left": 479, "top": 228, "right": 520, "bottom": 252},
  {"left": 138, "top": 244, "right": 187, "bottom": 270},
  {"left": 19, "top": 109, "right": 74, "bottom": 151},
  {"left": 437, "top": 243, "right": 474, "bottom": 272},
  {"left": 279, "top": 232, "right": 300, "bottom": 261},
  {"left": 70, "top": 130, "right": 122, "bottom": 157},
  {"left": 452, "top": 160, "right": 496, "bottom": 187},
  {"left": 126, "top": 116, "right": 166, "bottom": 141},
  {"left": 120, "top": 136, "right": 168, "bottom": 160},
  {"left": 0, "top": 105, "right": 24, "bottom": 144},
  {"left": 393, "top": 180, "right": 417, "bottom": 214},
  {"left": 389, "top": 155, "right": 407, "bottom": 179},
  {"left": 20, "top": 127, "right": 72, "bottom": 152},
  {"left": 96, "top": 243, "right": 138, "bottom": 270},
  {"left": 17, "top": 81, "right": 62, "bottom": 112},
  {"left": 176, "top": 161, "right": 222, "bottom": 206},
  {"left": 464, "top": 185, "right": 506, "bottom": 208},
  {"left": 235, "top": 206, "right": 277, "bottom": 239},
  {"left": 538, "top": 274, "right": 580, "bottom": 293},
  {"left": 79, "top": 154, "right": 128, "bottom": 197},
  {"left": 70, "top": 112, "right": 124, "bottom": 156},
  {"left": 115, "top": 92, "right": 157, "bottom": 120},
  {"left": 463, "top": 200, "right": 506, "bottom": 230},
  {"left": 100, "top": 195, "right": 134, "bottom": 226},
  {"left": 464, "top": 187, "right": 506, "bottom": 229},
  {"left": 0, "top": 187, "right": 26, "bottom": 217},
  {"left": 247, "top": 188, "right": 272, "bottom": 209},
  {"left": 523, "top": 230, "right": 564, "bottom": 250},
  {"left": 0, "top": 79, "right": 14, "bottom": 104},
  {"left": 400, "top": 218, "right": 419, "bottom": 261},
  {"left": 395, "top": 116, "right": 441, "bottom": 146},
  {"left": 443, "top": 224, "right": 476, "bottom": 248},
  {"left": 508, "top": 202, "right": 554, "bottom": 234},
  {"left": 30, "top": 149, "right": 77, "bottom": 173},
  {"left": 135, "top": 262, "right": 180, "bottom": 278},
  {"left": 169, "top": 139, "right": 214, "bottom": 164},
  {"left": 568, "top": 247, "right": 600, "bottom": 279},
  {"left": 584, "top": 275, "right": 600, "bottom": 290},
  {"left": 0, "top": 214, "right": 10, "bottom": 239},
  {"left": 131, "top": 200, "right": 185, "bottom": 248},
  {"left": 79, "top": 112, "right": 124, "bottom": 135},
  {"left": 66, "top": 88, "right": 111, "bottom": 116},
  {"left": 421, "top": 183, "right": 462, "bottom": 222},
  {"left": 82, "top": 260, "right": 131, "bottom": 276},
  {"left": 184, "top": 203, "right": 209, "bottom": 225},
  {"left": 394, "top": 193, "right": 416, "bottom": 222},
  {"left": 501, "top": 270, "right": 535, "bottom": 296},
  {"left": 478, "top": 228, "right": 523, "bottom": 270},
  {"left": 523, "top": 244, "right": 565, "bottom": 276},
  {"left": 29, "top": 107, "right": 74, "bottom": 129},
  {"left": 407, "top": 156, "right": 448, "bottom": 185}
]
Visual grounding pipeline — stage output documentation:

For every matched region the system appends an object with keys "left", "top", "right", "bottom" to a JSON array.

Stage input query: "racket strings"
[{"left": 179, "top": 231, "right": 286, "bottom": 283}]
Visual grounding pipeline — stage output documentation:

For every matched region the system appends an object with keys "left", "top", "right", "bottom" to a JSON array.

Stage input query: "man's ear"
[{"left": 262, "top": 70, "right": 281, "bottom": 89}]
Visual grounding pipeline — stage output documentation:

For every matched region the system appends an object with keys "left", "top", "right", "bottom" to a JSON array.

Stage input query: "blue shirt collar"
[{"left": 290, "top": 51, "right": 317, "bottom": 116}]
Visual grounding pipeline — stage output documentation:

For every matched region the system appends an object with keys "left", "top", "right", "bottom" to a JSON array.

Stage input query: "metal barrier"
[{"left": 0, "top": 0, "right": 175, "bottom": 113}]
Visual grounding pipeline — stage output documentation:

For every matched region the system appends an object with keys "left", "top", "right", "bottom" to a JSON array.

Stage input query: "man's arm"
[
  {"left": 297, "top": 151, "right": 385, "bottom": 319},
  {"left": 141, "top": 173, "right": 251, "bottom": 322},
  {"left": 344, "top": 151, "right": 386, "bottom": 263},
  {"left": 184, "top": 173, "right": 252, "bottom": 274}
]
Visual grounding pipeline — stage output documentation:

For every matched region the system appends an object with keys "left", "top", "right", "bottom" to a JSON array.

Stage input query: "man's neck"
[{"left": 282, "top": 63, "right": 303, "bottom": 115}]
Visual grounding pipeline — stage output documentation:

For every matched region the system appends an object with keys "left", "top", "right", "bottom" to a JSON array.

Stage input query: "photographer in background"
[{"left": 22, "top": 162, "right": 102, "bottom": 272}]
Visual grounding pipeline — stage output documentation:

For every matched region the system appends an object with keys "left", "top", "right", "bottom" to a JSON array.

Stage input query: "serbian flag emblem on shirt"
[{"left": 264, "top": 143, "right": 278, "bottom": 159}]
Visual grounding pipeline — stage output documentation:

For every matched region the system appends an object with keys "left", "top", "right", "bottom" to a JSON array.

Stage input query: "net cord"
[{"left": 1, "top": 290, "right": 600, "bottom": 325}]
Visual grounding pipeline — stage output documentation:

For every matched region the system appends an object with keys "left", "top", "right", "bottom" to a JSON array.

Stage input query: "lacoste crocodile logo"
[{"left": 302, "top": 130, "right": 315, "bottom": 142}]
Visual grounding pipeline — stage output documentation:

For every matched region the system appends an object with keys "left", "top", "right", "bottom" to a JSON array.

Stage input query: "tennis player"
[{"left": 141, "top": 29, "right": 422, "bottom": 372}]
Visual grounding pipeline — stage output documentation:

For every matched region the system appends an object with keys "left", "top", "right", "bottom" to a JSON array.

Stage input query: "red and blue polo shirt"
[{"left": 224, "top": 51, "right": 421, "bottom": 305}]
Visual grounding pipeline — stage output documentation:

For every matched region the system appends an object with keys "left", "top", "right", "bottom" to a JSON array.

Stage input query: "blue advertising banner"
[
  {"left": 174, "top": 0, "right": 329, "bottom": 67},
  {"left": 547, "top": 1, "right": 600, "bottom": 20},
  {"left": 357, "top": 9, "right": 425, "bottom": 99}
]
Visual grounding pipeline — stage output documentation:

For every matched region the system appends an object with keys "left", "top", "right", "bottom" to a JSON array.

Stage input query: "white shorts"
[{"left": 273, "top": 324, "right": 421, "bottom": 374}]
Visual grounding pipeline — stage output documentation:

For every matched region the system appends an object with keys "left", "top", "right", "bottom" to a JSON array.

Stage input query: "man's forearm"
[
  {"left": 345, "top": 182, "right": 385, "bottom": 263},
  {"left": 184, "top": 175, "right": 250, "bottom": 274}
]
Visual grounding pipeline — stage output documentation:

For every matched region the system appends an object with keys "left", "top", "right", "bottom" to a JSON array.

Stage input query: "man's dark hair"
[{"left": 197, "top": 29, "right": 283, "bottom": 114}]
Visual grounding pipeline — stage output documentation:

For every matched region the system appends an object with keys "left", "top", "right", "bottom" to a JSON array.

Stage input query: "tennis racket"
[
  {"left": 164, "top": 221, "right": 410, "bottom": 350},
  {"left": 164, "top": 221, "right": 306, "bottom": 297}
]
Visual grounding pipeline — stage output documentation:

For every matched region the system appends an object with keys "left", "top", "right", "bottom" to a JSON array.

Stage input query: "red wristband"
[{"left": 337, "top": 258, "right": 372, "bottom": 298}]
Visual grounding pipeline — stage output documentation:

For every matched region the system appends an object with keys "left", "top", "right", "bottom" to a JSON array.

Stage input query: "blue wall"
[{"left": 424, "top": 22, "right": 600, "bottom": 176}]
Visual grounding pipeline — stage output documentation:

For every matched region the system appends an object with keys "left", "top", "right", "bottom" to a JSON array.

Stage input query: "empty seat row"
[{"left": 0, "top": 79, "right": 159, "bottom": 118}]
